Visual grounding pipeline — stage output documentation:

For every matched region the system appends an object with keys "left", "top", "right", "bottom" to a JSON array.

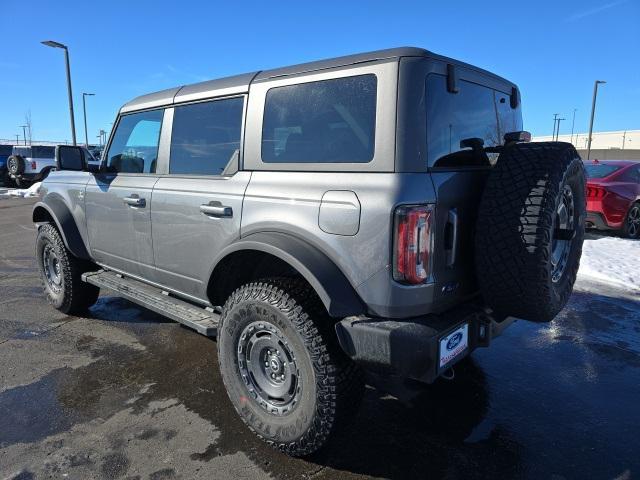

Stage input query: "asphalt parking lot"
[{"left": 1, "top": 196, "right": 639, "bottom": 480}]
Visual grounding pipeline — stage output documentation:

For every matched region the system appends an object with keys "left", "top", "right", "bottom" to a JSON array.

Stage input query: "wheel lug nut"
[{"left": 281, "top": 375, "right": 285, "bottom": 380}]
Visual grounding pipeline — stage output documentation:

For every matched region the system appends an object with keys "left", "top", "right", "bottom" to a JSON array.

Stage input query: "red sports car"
[{"left": 585, "top": 160, "right": 640, "bottom": 238}]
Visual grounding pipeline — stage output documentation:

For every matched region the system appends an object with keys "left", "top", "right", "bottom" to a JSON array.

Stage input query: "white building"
[{"left": 533, "top": 130, "right": 640, "bottom": 160}]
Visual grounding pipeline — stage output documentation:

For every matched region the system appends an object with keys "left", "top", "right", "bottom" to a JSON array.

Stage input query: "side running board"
[{"left": 82, "top": 270, "right": 219, "bottom": 337}]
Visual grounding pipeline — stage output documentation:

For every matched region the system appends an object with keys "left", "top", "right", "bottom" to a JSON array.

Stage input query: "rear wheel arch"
[{"left": 207, "top": 232, "right": 365, "bottom": 318}]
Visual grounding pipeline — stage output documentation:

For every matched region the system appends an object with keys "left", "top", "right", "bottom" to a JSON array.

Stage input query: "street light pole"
[
  {"left": 586, "top": 80, "right": 606, "bottom": 161},
  {"left": 570, "top": 109, "right": 577, "bottom": 145},
  {"left": 82, "top": 93, "right": 95, "bottom": 147},
  {"left": 19, "top": 125, "right": 28, "bottom": 145},
  {"left": 41, "top": 40, "right": 77, "bottom": 146}
]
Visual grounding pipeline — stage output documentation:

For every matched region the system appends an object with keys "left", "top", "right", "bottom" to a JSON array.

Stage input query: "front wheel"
[
  {"left": 36, "top": 223, "right": 100, "bottom": 314},
  {"left": 622, "top": 203, "right": 640, "bottom": 239},
  {"left": 217, "top": 278, "right": 364, "bottom": 456}
]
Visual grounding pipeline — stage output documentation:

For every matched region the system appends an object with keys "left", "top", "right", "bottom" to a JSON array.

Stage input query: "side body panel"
[
  {"left": 151, "top": 172, "right": 251, "bottom": 298},
  {"left": 241, "top": 172, "right": 437, "bottom": 318},
  {"left": 85, "top": 174, "right": 159, "bottom": 279}
]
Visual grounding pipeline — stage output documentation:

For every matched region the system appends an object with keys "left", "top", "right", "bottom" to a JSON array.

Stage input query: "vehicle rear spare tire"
[
  {"left": 476, "top": 142, "right": 586, "bottom": 322},
  {"left": 7, "top": 155, "right": 25, "bottom": 175}
]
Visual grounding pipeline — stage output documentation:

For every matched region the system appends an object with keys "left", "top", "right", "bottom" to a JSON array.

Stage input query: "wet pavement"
[{"left": 1, "top": 196, "right": 639, "bottom": 479}]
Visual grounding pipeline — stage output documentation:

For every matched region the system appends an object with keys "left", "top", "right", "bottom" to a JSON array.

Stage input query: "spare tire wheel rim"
[
  {"left": 551, "top": 184, "right": 575, "bottom": 283},
  {"left": 8, "top": 158, "right": 17, "bottom": 174},
  {"left": 43, "top": 243, "right": 63, "bottom": 292},
  {"left": 237, "top": 321, "right": 301, "bottom": 416},
  {"left": 628, "top": 206, "right": 640, "bottom": 237}
]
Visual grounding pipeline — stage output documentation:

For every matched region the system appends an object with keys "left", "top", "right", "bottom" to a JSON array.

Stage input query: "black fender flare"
[
  {"left": 211, "top": 232, "right": 365, "bottom": 318},
  {"left": 32, "top": 197, "right": 91, "bottom": 260}
]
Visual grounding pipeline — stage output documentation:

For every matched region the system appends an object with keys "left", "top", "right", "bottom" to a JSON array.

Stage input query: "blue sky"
[{"left": 1, "top": 0, "right": 638, "bottom": 143}]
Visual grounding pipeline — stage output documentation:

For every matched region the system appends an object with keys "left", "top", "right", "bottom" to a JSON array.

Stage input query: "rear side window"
[
  {"left": 170, "top": 97, "right": 244, "bottom": 175},
  {"left": 262, "top": 75, "right": 377, "bottom": 163},
  {"left": 0, "top": 145, "right": 12, "bottom": 156},
  {"left": 426, "top": 75, "right": 523, "bottom": 168},
  {"left": 106, "top": 109, "right": 163, "bottom": 174},
  {"left": 14, "top": 147, "right": 30, "bottom": 157},
  {"left": 31, "top": 146, "right": 55, "bottom": 158},
  {"left": 584, "top": 164, "right": 621, "bottom": 178}
]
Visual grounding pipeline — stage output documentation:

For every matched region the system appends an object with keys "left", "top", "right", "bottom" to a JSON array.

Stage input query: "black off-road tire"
[
  {"left": 621, "top": 202, "right": 640, "bottom": 239},
  {"left": 7, "top": 155, "right": 25, "bottom": 176},
  {"left": 36, "top": 223, "right": 100, "bottom": 314},
  {"left": 217, "top": 277, "right": 364, "bottom": 456},
  {"left": 476, "top": 142, "right": 586, "bottom": 322}
]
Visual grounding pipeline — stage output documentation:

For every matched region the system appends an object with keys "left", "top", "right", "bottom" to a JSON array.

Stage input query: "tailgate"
[{"left": 430, "top": 169, "right": 490, "bottom": 311}]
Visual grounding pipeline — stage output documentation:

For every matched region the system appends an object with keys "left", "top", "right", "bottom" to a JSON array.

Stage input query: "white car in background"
[{"left": 7, "top": 145, "right": 98, "bottom": 187}]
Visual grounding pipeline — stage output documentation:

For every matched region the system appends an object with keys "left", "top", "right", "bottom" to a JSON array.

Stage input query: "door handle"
[
  {"left": 123, "top": 196, "right": 146, "bottom": 207},
  {"left": 445, "top": 209, "right": 458, "bottom": 267},
  {"left": 200, "top": 203, "right": 233, "bottom": 217}
]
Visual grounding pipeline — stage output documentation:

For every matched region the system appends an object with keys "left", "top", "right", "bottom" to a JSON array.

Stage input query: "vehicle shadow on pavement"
[{"left": 308, "top": 359, "right": 523, "bottom": 479}]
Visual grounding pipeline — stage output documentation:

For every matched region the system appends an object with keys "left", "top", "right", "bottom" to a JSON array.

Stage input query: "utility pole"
[
  {"left": 552, "top": 114, "right": 559, "bottom": 141},
  {"left": 15, "top": 134, "right": 19, "bottom": 144},
  {"left": 42, "top": 40, "right": 77, "bottom": 145},
  {"left": 587, "top": 80, "right": 606, "bottom": 161},
  {"left": 556, "top": 118, "right": 566, "bottom": 141},
  {"left": 82, "top": 93, "right": 95, "bottom": 147},
  {"left": 19, "top": 125, "right": 28, "bottom": 145},
  {"left": 570, "top": 109, "right": 577, "bottom": 145},
  {"left": 622, "top": 131, "right": 627, "bottom": 150}
]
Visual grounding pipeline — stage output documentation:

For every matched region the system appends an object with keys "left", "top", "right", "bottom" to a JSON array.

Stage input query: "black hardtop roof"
[{"left": 120, "top": 47, "right": 515, "bottom": 113}]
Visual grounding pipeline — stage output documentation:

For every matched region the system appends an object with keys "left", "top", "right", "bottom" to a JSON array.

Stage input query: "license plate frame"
[{"left": 438, "top": 323, "right": 469, "bottom": 369}]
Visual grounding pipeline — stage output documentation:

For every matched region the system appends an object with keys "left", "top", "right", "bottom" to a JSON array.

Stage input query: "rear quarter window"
[
  {"left": 31, "top": 146, "right": 55, "bottom": 158},
  {"left": 584, "top": 164, "right": 621, "bottom": 179},
  {"left": 261, "top": 74, "right": 377, "bottom": 163}
]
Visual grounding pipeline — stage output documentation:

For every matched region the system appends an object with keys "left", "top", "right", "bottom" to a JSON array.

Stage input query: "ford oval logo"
[{"left": 447, "top": 332, "right": 463, "bottom": 351}]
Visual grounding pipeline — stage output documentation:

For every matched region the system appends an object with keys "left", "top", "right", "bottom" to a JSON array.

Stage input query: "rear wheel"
[
  {"left": 36, "top": 224, "right": 100, "bottom": 314},
  {"left": 217, "top": 278, "right": 364, "bottom": 456},
  {"left": 476, "top": 142, "right": 586, "bottom": 322},
  {"left": 622, "top": 202, "right": 640, "bottom": 239}
]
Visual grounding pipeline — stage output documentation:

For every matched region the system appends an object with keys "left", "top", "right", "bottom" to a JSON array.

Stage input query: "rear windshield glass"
[
  {"left": 584, "top": 164, "right": 621, "bottom": 178},
  {"left": 426, "top": 75, "right": 523, "bottom": 168},
  {"left": 262, "top": 74, "right": 377, "bottom": 163},
  {"left": 31, "top": 146, "right": 55, "bottom": 158}
]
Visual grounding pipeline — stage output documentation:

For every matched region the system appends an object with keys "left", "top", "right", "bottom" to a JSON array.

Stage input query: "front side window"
[
  {"left": 170, "top": 97, "right": 244, "bottom": 175},
  {"left": 426, "top": 75, "right": 522, "bottom": 168},
  {"left": 106, "top": 109, "right": 163, "bottom": 174},
  {"left": 262, "top": 74, "right": 377, "bottom": 163}
]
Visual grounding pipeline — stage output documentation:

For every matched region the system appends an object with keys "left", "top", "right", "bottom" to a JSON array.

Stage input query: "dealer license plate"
[{"left": 439, "top": 323, "right": 469, "bottom": 368}]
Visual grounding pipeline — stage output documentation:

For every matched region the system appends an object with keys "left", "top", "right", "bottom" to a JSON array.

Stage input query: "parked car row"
[
  {"left": 0, "top": 144, "right": 99, "bottom": 187},
  {"left": 585, "top": 159, "right": 640, "bottom": 238}
]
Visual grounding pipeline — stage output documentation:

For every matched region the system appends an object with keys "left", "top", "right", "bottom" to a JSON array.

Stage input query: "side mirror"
[{"left": 55, "top": 145, "right": 86, "bottom": 171}]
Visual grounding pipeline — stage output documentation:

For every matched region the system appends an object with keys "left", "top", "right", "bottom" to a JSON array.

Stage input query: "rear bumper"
[
  {"left": 335, "top": 302, "right": 516, "bottom": 384},
  {"left": 586, "top": 211, "right": 612, "bottom": 230}
]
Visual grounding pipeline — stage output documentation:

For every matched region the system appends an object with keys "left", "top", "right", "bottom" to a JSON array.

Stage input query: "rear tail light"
[
  {"left": 587, "top": 186, "right": 607, "bottom": 199},
  {"left": 393, "top": 205, "right": 433, "bottom": 284},
  {"left": 31, "top": 161, "right": 37, "bottom": 169}
]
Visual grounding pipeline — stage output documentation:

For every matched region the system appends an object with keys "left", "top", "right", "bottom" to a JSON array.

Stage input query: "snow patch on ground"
[
  {"left": 579, "top": 235, "right": 640, "bottom": 291},
  {"left": 3, "top": 182, "right": 42, "bottom": 198}
]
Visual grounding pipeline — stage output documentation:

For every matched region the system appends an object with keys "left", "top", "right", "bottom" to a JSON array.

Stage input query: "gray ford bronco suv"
[{"left": 33, "top": 47, "right": 586, "bottom": 456}]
